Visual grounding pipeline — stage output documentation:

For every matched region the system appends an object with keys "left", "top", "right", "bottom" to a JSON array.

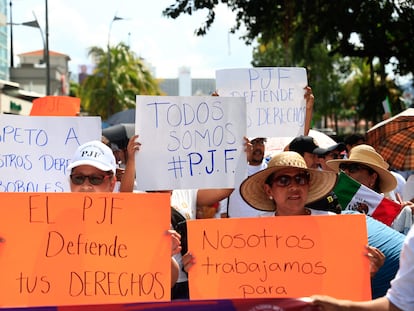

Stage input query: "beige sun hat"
[
  {"left": 240, "top": 151, "right": 338, "bottom": 211},
  {"left": 326, "top": 144, "right": 397, "bottom": 193}
]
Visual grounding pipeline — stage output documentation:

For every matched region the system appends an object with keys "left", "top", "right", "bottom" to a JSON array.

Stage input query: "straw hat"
[
  {"left": 240, "top": 151, "right": 338, "bottom": 211},
  {"left": 326, "top": 144, "right": 397, "bottom": 193}
]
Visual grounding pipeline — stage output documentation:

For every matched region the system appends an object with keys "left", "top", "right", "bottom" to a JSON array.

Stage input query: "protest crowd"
[{"left": 1, "top": 67, "right": 414, "bottom": 311}]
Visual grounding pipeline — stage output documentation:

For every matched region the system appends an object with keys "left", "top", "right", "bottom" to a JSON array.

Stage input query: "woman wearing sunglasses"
[
  {"left": 183, "top": 151, "right": 386, "bottom": 282},
  {"left": 326, "top": 144, "right": 414, "bottom": 235},
  {"left": 239, "top": 151, "right": 337, "bottom": 216},
  {"left": 67, "top": 140, "right": 181, "bottom": 287},
  {"left": 67, "top": 140, "right": 118, "bottom": 192}
]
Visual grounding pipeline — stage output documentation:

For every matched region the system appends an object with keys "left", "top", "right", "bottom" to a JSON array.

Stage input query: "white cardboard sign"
[
  {"left": 135, "top": 95, "right": 247, "bottom": 190},
  {"left": 216, "top": 67, "right": 308, "bottom": 138},
  {"left": 0, "top": 115, "right": 101, "bottom": 192}
]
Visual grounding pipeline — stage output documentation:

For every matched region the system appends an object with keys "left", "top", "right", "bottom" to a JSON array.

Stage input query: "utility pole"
[{"left": 45, "top": 0, "right": 50, "bottom": 95}]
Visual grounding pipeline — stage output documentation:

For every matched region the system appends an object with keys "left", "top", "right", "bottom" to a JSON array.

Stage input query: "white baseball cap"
[{"left": 67, "top": 140, "right": 116, "bottom": 174}]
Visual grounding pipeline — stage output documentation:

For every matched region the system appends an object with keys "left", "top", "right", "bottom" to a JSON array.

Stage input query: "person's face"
[
  {"left": 339, "top": 163, "right": 378, "bottom": 190},
  {"left": 264, "top": 168, "right": 310, "bottom": 215},
  {"left": 250, "top": 138, "right": 265, "bottom": 165},
  {"left": 113, "top": 149, "right": 126, "bottom": 168},
  {"left": 70, "top": 165, "right": 116, "bottom": 192},
  {"left": 318, "top": 151, "right": 343, "bottom": 171},
  {"left": 303, "top": 152, "right": 319, "bottom": 169}
]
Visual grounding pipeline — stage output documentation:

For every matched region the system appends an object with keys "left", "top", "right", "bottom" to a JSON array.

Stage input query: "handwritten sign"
[
  {"left": 135, "top": 95, "right": 247, "bottom": 190},
  {"left": 187, "top": 214, "right": 371, "bottom": 300},
  {"left": 216, "top": 67, "right": 308, "bottom": 138},
  {"left": 0, "top": 192, "right": 171, "bottom": 307},
  {"left": 30, "top": 96, "right": 81, "bottom": 116},
  {"left": 0, "top": 114, "right": 101, "bottom": 192}
]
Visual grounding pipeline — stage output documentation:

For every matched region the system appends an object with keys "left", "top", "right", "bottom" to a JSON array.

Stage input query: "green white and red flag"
[{"left": 334, "top": 172, "right": 402, "bottom": 226}]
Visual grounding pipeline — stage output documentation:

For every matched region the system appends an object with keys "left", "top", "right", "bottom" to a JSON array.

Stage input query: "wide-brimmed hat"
[
  {"left": 67, "top": 140, "right": 117, "bottom": 174},
  {"left": 326, "top": 144, "right": 397, "bottom": 193},
  {"left": 240, "top": 151, "right": 338, "bottom": 211}
]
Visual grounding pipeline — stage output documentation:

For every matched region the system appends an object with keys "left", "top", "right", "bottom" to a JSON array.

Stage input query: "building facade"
[{"left": 10, "top": 49, "right": 70, "bottom": 96}]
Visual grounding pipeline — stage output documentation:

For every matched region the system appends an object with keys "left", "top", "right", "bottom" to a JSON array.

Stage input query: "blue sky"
[{"left": 10, "top": 0, "right": 254, "bottom": 79}]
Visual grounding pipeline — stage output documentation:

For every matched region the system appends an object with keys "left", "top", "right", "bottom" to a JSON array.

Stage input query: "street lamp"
[
  {"left": 8, "top": 1, "right": 44, "bottom": 68},
  {"left": 8, "top": 0, "right": 50, "bottom": 95},
  {"left": 106, "top": 15, "right": 125, "bottom": 118},
  {"left": 45, "top": 0, "right": 50, "bottom": 95}
]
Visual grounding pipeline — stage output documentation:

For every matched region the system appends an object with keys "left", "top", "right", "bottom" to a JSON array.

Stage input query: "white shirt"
[
  {"left": 226, "top": 161, "right": 274, "bottom": 218},
  {"left": 386, "top": 226, "right": 414, "bottom": 310}
]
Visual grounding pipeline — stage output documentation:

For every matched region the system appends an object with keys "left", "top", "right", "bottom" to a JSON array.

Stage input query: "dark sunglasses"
[
  {"left": 70, "top": 174, "right": 112, "bottom": 186},
  {"left": 339, "top": 163, "right": 373, "bottom": 174},
  {"left": 251, "top": 139, "right": 266, "bottom": 146},
  {"left": 272, "top": 172, "right": 310, "bottom": 187}
]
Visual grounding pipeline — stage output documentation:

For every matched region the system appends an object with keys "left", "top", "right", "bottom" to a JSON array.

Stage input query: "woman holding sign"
[
  {"left": 239, "top": 151, "right": 338, "bottom": 216},
  {"left": 183, "top": 151, "right": 385, "bottom": 279},
  {"left": 68, "top": 140, "right": 181, "bottom": 287}
]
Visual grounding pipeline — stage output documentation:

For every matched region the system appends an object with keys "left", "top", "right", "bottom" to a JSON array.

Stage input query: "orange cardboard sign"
[
  {"left": 0, "top": 192, "right": 171, "bottom": 307},
  {"left": 187, "top": 214, "right": 370, "bottom": 301},
  {"left": 30, "top": 96, "right": 81, "bottom": 116}
]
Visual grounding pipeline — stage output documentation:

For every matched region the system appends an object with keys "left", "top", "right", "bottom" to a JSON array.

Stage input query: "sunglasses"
[
  {"left": 272, "top": 172, "right": 310, "bottom": 187},
  {"left": 251, "top": 139, "right": 266, "bottom": 146},
  {"left": 70, "top": 174, "right": 113, "bottom": 186},
  {"left": 339, "top": 163, "right": 373, "bottom": 174}
]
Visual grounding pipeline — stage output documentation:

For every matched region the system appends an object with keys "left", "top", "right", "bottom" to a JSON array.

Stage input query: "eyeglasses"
[
  {"left": 70, "top": 174, "right": 113, "bottom": 186},
  {"left": 339, "top": 163, "right": 373, "bottom": 174},
  {"left": 272, "top": 172, "right": 310, "bottom": 187},
  {"left": 251, "top": 139, "right": 266, "bottom": 146}
]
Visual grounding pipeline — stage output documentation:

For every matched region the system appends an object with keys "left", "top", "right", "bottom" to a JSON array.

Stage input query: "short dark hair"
[{"left": 344, "top": 133, "right": 365, "bottom": 146}]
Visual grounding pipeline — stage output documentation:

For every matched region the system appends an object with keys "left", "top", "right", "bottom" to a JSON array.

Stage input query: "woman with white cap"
[{"left": 68, "top": 140, "right": 181, "bottom": 287}]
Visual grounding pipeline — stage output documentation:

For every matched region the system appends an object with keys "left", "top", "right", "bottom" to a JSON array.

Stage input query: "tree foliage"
[
  {"left": 163, "top": 0, "right": 414, "bottom": 80},
  {"left": 163, "top": 0, "right": 412, "bottom": 130},
  {"left": 79, "top": 43, "right": 161, "bottom": 120}
]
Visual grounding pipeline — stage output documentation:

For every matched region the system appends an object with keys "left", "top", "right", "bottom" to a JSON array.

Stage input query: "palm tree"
[{"left": 80, "top": 42, "right": 161, "bottom": 120}]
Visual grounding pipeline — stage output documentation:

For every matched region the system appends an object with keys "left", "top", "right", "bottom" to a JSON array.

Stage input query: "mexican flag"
[{"left": 334, "top": 172, "right": 402, "bottom": 226}]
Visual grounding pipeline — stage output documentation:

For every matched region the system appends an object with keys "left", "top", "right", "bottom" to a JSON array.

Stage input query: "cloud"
[{"left": 11, "top": 0, "right": 252, "bottom": 79}]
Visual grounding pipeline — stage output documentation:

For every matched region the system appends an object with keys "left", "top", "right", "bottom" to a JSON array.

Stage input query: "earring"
[{"left": 269, "top": 196, "right": 273, "bottom": 200}]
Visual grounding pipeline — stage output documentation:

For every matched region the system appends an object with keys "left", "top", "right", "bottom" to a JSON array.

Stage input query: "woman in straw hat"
[
  {"left": 182, "top": 151, "right": 386, "bottom": 278},
  {"left": 239, "top": 151, "right": 337, "bottom": 216},
  {"left": 326, "top": 144, "right": 414, "bottom": 235}
]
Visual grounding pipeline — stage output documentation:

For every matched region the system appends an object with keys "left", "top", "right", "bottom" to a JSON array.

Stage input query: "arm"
[
  {"left": 196, "top": 136, "right": 253, "bottom": 206},
  {"left": 196, "top": 189, "right": 234, "bottom": 207},
  {"left": 244, "top": 136, "right": 254, "bottom": 165},
  {"left": 304, "top": 86, "right": 314, "bottom": 136},
  {"left": 119, "top": 135, "right": 141, "bottom": 192}
]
